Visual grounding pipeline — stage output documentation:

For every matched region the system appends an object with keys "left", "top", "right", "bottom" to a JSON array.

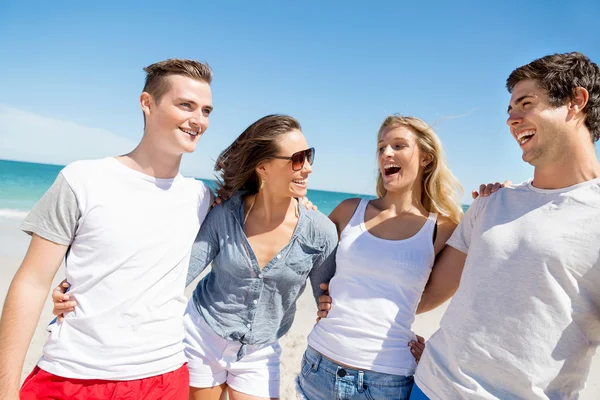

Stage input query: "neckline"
[
  {"left": 107, "top": 157, "right": 183, "bottom": 183},
  {"left": 526, "top": 176, "right": 600, "bottom": 194},
  {"left": 359, "top": 199, "right": 436, "bottom": 244}
]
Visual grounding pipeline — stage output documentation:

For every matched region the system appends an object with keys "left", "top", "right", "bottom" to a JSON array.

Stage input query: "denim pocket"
[
  {"left": 363, "top": 376, "right": 414, "bottom": 400},
  {"left": 300, "top": 349, "right": 321, "bottom": 378},
  {"left": 301, "top": 356, "right": 313, "bottom": 378}
]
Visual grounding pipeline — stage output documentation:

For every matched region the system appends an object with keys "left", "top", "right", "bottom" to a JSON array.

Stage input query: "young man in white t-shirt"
[
  {"left": 0, "top": 59, "right": 214, "bottom": 400},
  {"left": 410, "top": 52, "right": 600, "bottom": 399}
]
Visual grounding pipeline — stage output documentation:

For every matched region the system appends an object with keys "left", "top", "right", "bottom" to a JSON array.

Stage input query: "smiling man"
[
  {"left": 411, "top": 52, "right": 600, "bottom": 399},
  {"left": 0, "top": 59, "right": 214, "bottom": 400}
]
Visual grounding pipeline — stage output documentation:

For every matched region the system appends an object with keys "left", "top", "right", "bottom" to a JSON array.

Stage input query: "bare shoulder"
[
  {"left": 434, "top": 215, "right": 459, "bottom": 254},
  {"left": 329, "top": 198, "right": 363, "bottom": 236}
]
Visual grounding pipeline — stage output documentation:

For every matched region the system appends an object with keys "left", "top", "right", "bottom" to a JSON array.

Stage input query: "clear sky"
[{"left": 1, "top": 0, "right": 599, "bottom": 203}]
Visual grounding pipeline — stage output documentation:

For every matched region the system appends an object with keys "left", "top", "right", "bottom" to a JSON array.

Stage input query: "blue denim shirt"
[{"left": 186, "top": 192, "right": 338, "bottom": 359}]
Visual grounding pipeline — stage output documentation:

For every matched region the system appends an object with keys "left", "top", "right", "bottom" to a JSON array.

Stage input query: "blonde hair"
[{"left": 376, "top": 115, "right": 463, "bottom": 224}]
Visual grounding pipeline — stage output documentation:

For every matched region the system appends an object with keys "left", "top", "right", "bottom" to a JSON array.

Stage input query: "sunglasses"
[{"left": 271, "top": 147, "right": 315, "bottom": 171}]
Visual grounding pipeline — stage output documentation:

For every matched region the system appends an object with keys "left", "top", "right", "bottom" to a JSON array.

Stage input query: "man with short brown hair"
[
  {"left": 0, "top": 59, "right": 214, "bottom": 400},
  {"left": 411, "top": 52, "right": 600, "bottom": 399}
]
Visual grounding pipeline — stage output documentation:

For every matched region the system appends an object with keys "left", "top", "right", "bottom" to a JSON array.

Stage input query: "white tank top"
[{"left": 307, "top": 199, "right": 437, "bottom": 376}]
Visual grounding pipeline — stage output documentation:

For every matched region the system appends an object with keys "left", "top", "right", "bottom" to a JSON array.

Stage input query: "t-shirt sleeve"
[
  {"left": 20, "top": 173, "right": 80, "bottom": 246},
  {"left": 446, "top": 197, "right": 485, "bottom": 255}
]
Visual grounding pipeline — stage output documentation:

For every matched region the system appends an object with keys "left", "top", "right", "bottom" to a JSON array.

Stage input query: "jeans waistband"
[{"left": 305, "top": 346, "right": 413, "bottom": 387}]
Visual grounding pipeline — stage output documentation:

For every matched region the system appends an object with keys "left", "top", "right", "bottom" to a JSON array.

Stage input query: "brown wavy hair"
[{"left": 215, "top": 115, "right": 301, "bottom": 199}]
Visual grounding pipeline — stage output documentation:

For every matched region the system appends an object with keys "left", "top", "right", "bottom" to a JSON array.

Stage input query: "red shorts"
[{"left": 20, "top": 364, "right": 189, "bottom": 400}]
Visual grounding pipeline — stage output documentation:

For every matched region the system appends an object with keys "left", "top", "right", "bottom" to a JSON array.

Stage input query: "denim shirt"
[{"left": 186, "top": 192, "right": 338, "bottom": 359}]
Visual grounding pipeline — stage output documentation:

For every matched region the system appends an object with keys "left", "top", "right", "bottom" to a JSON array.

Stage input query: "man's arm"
[
  {"left": 416, "top": 245, "right": 467, "bottom": 314},
  {"left": 0, "top": 235, "right": 67, "bottom": 397}
]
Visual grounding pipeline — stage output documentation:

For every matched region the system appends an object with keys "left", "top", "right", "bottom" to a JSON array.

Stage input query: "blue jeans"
[{"left": 296, "top": 346, "right": 414, "bottom": 400}]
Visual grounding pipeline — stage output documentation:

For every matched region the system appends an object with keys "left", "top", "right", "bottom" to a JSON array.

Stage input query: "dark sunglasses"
[{"left": 271, "top": 147, "right": 315, "bottom": 171}]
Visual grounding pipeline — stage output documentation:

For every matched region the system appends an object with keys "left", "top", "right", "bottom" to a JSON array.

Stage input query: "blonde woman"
[{"left": 296, "top": 115, "right": 463, "bottom": 400}]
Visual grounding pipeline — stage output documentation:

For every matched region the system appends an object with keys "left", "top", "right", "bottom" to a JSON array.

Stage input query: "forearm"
[
  {"left": 416, "top": 246, "right": 466, "bottom": 314},
  {"left": 0, "top": 272, "right": 51, "bottom": 394},
  {"left": 417, "top": 283, "right": 458, "bottom": 314}
]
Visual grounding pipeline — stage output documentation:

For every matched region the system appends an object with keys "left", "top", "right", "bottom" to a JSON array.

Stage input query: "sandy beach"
[{"left": 0, "top": 216, "right": 598, "bottom": 399}]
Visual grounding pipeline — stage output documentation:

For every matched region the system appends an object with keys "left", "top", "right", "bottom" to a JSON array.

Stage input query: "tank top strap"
[
  {"left": 421, "top": 212, "right": 438, "bottom": 238},
  {"left": 347, "top": 198, "right": 370, "bottom": 228}
]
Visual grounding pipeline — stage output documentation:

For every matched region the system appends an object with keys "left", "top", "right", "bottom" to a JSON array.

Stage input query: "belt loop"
[
  {"left": 311, "top": 351, "right": 322, "bottom": 372},
  {"left": 357, "top": 370, "right": 365, "bottom": 393}
]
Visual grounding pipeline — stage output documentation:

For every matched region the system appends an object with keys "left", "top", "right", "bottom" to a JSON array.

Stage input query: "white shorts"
[{"left": 183, "top": 300, "right": 282, "bottom": 398}]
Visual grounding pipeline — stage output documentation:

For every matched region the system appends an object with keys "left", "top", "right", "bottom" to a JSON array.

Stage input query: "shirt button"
[
  {"left": 246, "top": 323, "right": 251, "bottom": 329},
  {"left": 258, "top": 274, "right": 263, "bottom": 279},
  {"left": 253, "top": 300, "right": 258, "bottom": 305},
  {"left": 276, "top": 254, "right": 281, "bottom": 259}
]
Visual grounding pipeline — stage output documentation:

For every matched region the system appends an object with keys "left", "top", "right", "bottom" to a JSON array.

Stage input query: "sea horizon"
[{"left": 0, "top": 158, "right": 469, "bottom": 219}]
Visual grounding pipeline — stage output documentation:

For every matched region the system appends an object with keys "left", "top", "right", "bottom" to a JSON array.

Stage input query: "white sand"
[{"left": 0, "top": 216, "right": 598, "bottom": 399}]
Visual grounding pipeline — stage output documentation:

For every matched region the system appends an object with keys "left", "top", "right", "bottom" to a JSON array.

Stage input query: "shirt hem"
[
  {"left": 20, "top": 224, "right": 71, "bottom": 246},
  {"left": 414, "top": 376, "right": 443, "bottom": 400},
  {"left": 37, "top": 358, "right": 186, "bottom": 381},
  {"left": 308, "top": 340, "right": 416, "bottom": 376}
]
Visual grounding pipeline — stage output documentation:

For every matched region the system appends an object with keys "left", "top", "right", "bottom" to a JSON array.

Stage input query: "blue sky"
[{"left": 1, "top": 0, "right": 599, "bottom": 203}]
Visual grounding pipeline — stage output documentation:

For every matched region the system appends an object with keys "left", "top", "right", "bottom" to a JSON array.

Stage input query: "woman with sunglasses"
[
  {"left": 185, "top": 114, "right": 337, "bottom": 400},
  {"left": 296, "top": 115, "right": 464, "bottom": 400}
]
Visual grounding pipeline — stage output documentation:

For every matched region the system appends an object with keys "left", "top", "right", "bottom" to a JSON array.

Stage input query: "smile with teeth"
[
  {"left": 180, "top": 127, "right": 199, "bottom": 137},
  {"left": 383, "top": 163, "right": 401, "bottom": 176},
  {"left": 293, "top": 179, "right": 308, "bottom": 185},
  {"left": 516, "top": 129, "right": 535, "bottom": 145}
]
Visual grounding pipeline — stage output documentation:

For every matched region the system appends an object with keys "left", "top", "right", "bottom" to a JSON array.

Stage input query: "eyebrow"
[
  {"left": 377, "top": 137, "right": 410, "bottom": 144},
  {"left": 507, "top": 95, "right": 533, "bottom": 113}
]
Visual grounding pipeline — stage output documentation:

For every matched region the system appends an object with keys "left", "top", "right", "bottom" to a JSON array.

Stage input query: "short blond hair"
[
  {"left": 143, "top": 58, "right": 212, "bottom": 102},
  {"left": 376, "top": 115, "right": 464, "bottom": 224}
]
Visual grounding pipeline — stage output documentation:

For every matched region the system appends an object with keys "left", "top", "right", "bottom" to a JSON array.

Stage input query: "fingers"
[
  {"left": 475, "top": 181, "right": 510, "bottom": 198},
  {"left": 319, "top": 283, "right": 329, "bottom": 291},
  {"left": 52, "top": 289, "right": 70, "bottom": 302},
  {"left": 317, "top": 310, "right": 329, "bottom": 319},
  {"left": 409, "top": 337, "right": 426, "bottom": 363},
  {"left": 503, "top": 179, "right": 512, "bottom": 186},
  {"left": 211, "top": 196, "right": 223, "bottom": 208},
  {"left": 52, "top": 280, "right": 76, "bottom": 318},
  {"left": 301, "top": 197, "right": 318, "bottom": 210},
  {"left": 53, "top": 301, "right": 77, "bottom": 316}
]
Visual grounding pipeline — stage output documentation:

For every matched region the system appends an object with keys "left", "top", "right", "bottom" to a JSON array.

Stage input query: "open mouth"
[
  {"left": 180, "top": 127, "right": 200, "bottom": 138},
  {"left": 516, "top": 130, "right": 535, "bottom": 146},
  {"left": 293, "top": 179, "right": 308, "bottom": 187},
  {"left": 384, "top": 164, "right": 401, "bottom": 176}
]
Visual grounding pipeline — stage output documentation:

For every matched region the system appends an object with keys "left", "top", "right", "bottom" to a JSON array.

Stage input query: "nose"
[
  {"left": 382, "top": 144, "right": 394, "bottom": 157},
  {"left": 506, "top": 112, "right": 523, "bottom": 128},
  {"left": 301, "top": 157, "right": 313, "bottom": 174},
  {"left": 190, "top": 112, "right": 208, "bottom": 133}
]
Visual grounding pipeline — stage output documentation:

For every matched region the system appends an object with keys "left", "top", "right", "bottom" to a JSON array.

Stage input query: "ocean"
[
  {"left": 0, "top": 159, "right": 376, "bottom": 219},
  {"left": 0, "top": 159, "right": 468, "bottom": 219}
]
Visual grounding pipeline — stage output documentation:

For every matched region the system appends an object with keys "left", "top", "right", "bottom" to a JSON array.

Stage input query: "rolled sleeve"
[{"left": 308, "top": 218, "right": 339, "bottom": 304}]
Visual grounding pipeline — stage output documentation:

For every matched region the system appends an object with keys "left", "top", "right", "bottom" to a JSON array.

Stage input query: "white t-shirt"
[
  {"left": 415, "top": 178, "right": 600, "bottom": 399},
  {"left": 308, "top": 199, "right": 437, "bottom": 375},
  {"left": 21, "top": 157, "right": 212, "bottom": 380}
]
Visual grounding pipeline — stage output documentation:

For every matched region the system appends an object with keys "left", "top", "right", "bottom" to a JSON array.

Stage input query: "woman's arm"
[{"left": 186, "top": 207, "right": 222, "bottom": 286}]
